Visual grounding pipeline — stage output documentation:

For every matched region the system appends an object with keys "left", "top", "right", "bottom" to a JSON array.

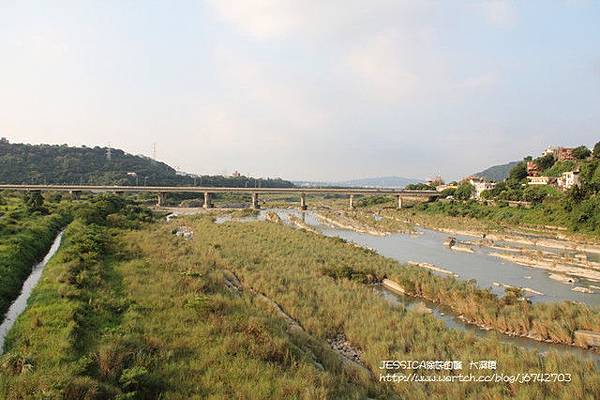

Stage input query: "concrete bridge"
[{"left": 0, "top": 184, "right": 440, "bottom": 210}]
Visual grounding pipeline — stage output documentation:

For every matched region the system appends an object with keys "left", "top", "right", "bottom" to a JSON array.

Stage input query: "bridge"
[{"left": 0, "top": 184, "right": 440, "bottom": 210}]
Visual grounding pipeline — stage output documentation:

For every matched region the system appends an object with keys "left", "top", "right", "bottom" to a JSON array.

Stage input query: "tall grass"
[
  {"left": 0, "top": 197, "right": 71, "bottom": 316},
  {"left": 182, "top": 216, "right": 599, "bottom": 398}
]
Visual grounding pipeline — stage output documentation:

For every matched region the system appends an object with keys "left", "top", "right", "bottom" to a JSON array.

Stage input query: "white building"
[
  {"left": 557, "top": 171, "right": 580, "bottom": 190},
  {"left": 527, "top": 176, "right": 551, "bottom": 185},
  {"left": 542, "top": 146, "right": 557, "bottom": 157},
  {"left": 469, "top": 179, "right": 496, "bottom": 198}
]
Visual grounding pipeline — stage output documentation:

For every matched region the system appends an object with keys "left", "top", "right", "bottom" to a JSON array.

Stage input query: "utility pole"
[{"left": 152, "top": 143, "right": 157, "bottom": 160}]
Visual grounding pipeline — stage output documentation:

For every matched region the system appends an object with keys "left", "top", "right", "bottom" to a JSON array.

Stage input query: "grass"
[
  {"left": 0, "top": 193, "right": 71, "bottom": 316},
  {"left": 1, "top": 200, "right": 599, "bottom": 399},
  {"left": 183, "top": 216, "right": 599, "bottom": 398}
]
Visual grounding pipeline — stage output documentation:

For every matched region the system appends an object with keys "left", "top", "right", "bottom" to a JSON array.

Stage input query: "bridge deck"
[{"left": 0, "top": 184, "right": 439, "bottom": 196}]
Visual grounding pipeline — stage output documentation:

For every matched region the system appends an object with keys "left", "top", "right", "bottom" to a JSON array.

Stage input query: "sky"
[{"left": 0, "top": 1, "right": 599, "bottom": 181}]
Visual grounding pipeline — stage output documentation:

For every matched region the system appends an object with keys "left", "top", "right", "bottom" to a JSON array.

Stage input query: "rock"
[
  {"left": 574, "top": 330, "right": 600, "bottom": 348},
  {"left": 410, "top": 301, "right": 432, "bottom": 314},
  {"left": 265, "top": 212, "right": 281, "bottom": 223},
  {"left": 382, "top": 279, "right": 406, "bottom": 295},
  {"left": 451, "top": 244, "right": 474, "bottom": 253},
  {"left": 548, "top": 273, "right": 576, "bottom": 284},
  {"left": 327, "top": 333, "right": 362, "bottom": 362},
  {"left": 173, "top": 226, "right": 194, "bottom": 240},
  {"left": 443, "top": 237, "right": 456, "bottom": 247},
  {"left": 572, "top": 286, "right": 594, "bottom": 294}
]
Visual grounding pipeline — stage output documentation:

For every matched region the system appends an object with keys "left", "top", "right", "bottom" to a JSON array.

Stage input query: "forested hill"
[
  {"left": 0, "top": 141, "right": 294, "bottom": 187},
  {"left": 473, "top": 161, "right": 519, "bottom": 181}
]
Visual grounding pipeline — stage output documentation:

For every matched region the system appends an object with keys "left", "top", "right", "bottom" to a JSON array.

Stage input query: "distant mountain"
[
  {"left": 294, "top": 176, "right": 422, "bottom": 188},
  {"left": 473, "top": 161, "right": 519, "bottom": 181},
  {"left": 0, "top": 140, "right": 294, "bottom": 188}
]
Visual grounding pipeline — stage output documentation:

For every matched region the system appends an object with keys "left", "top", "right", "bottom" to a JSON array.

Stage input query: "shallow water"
[
  {"left": 0, "top": 231, "right": 64, "bottom": 353},
  {"left": 378, "top": 287, "right": 600, "bottom": 364},
  {"left": 267, "top": 210, "right": 599, "bottom": 306},
  {"left": 205, "top": 208, "right": 600, "bottom": 360}
]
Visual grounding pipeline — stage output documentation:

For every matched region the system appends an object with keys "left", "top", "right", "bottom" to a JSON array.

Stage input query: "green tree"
[
  {"left": 593, "top": 141, "right": 600, "bottom": 159},
  {"left": 508, "top": 162, "right": 527, "bottom": 181},
  {"left": 523, "top": 185, "right": 549, "bottom": 204},
  {"left": 23, "top": 191, "right": 46, "bottom": 213},
  {"left": 454, "top": 183, "right": 475, "bottom": 200},
  {"left": 440, "top": 188, "right": 456, "bottom": 198},
  {"left": 572, "top": 145, "right": 591, "bottom": 160},
  {"left": 534, "top": 153, "right": 555, "bottom": 171},
  {"left": 405, "top": 183, "right": 435, "bottom": 190}
]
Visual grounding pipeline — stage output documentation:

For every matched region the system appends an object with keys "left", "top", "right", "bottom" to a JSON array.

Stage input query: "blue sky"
[{"left": 0, "top": 1, "right": 598, "bottom": 181}]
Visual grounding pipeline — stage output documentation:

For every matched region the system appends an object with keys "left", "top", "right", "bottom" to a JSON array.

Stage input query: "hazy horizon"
[{"left": 1, "top": 1, "right": 599, "bottom": 181}]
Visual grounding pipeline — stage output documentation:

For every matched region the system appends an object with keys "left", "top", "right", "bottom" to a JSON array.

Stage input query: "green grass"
[
  {"left": 0, "top": 194, "right": 71, "bottom": 316},
  {"left": 1, "top": 203, "right": 599, "bottom": 399}
]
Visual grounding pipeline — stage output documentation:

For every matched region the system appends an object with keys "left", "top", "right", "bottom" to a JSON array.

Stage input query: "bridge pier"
[
  {"left": 300, "top": 193, "right": 307, "bottom": 210},
  {"left": 157, "top": 192, "right": 167, "bottom": 207},
  {"left": 203, "top": 192, "right": 213, "bottom": 209},
  {"left": 70, "top": 190, "right": 81, "bottom": 200},
  {"left": 397, "top": 195, "right": 403, "bottom": 209},
  {"left": 349, "top": 194, "right": 354, "bottom": 210},
  {"left": 251, "top": 193, "right": 260, "bottom": 209}
]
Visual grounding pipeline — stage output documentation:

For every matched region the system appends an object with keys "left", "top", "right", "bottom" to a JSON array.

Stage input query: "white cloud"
[
  {"left": 479, "top": 0, "right": 517, "bottom": 28},
  {"left": 207, "top": 0, "right": 434, "bottom": 41}
]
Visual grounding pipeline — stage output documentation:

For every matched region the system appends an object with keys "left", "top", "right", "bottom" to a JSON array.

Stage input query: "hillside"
[
  {"left": 0, "top": 141, "right": 293, "bottom": 187},
  {"left": 473, "top": 161, "right": 519, "bottom": 181}
]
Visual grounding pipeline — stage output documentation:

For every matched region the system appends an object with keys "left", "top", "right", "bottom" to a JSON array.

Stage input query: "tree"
[
  {"left": 405, "top": 183, "right": 435, "bottom": 190},
  {"left": 523, "top": 186, "right": 549, "bottom": 204},
  {"left": 440, "top": 188, "right": 456, "bottom": 198},
  {"left": 572, "top": 145, "right": 591, "bottom": 160},
  {"left": 454, "top": 183, "right": 475, "bottom": 200},
  {"left": 534, "top": 153, "right": 555, "bottom": 171},
  {"left": 508, "top": 162, "right": 527, "bottom": 181},
  {"left": 593, "top": 141, "right": 600, "bottom": 159},
  {"left": 23, "top": 191, "right": 46, "bottom": 213}
]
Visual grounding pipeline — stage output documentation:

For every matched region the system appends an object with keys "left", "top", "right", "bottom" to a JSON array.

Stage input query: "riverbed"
[{"left": 189, "top": 207, "right": 600, "bottom": 361}]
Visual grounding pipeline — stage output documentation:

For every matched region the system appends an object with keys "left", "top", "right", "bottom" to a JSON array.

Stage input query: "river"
[
  {"left": 213, "top": 208, "right": 600, "bottom": 362},
  {"left": 0, "top": 231, "right": 64, "bottom": 354}
]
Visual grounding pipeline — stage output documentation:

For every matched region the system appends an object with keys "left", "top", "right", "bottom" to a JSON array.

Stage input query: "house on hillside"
[
  {"left": 555, "top": 147, "right": 575, "bottom": 161},
  {"left": 540, "top": 146, "right": 575, "bottom": 161},
  {"left": 527, "top": 176, "right": 553, "bottom": 185},
  {"left": 468, "top": 178, "right": 496, "bottom": 198},
  {"left": 542, "top": 146, "right": 557, "bottom": 157},
  {"left": 0, "top": 137, "right": 8, "bottom": 144},
  {"left": 527, "top": 161, "right": 541, "bottom": 176},
  {"left": 426, "top": 176, "right": 444, "bottom": 187},
  {"left": 557, "top": 170, "right": 580, "bottom": 190}
]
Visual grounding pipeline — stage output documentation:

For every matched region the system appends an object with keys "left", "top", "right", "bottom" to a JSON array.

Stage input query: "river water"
[
  {"left": 269, "top": 209, "right": 600, "bottom": 306},
  {"left": 0, "top": 231, "right": 64, "bottom": 354},
  {"left": 221, "top": 208, "right": 599, "bottom": 362}
]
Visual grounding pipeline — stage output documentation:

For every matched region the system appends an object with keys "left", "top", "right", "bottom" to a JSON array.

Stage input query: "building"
[
  {"left": 542, "top": 146, "right": 557, "bottom": 157},
  {"left": 426, "top": 176, "right": 444, "bottom": 187},
  {"left": 231, "top": 170, "right": 241, "bottom": 177},
  {"left": 473, "top": 181, "right": 496, "bottom": 198},
  {"left": 527, "top": 176, "right": 552, "bottom": 185},
  {"left": 557, "top": 171, "right": 580, "bottom": 190},
  {"left": 526, "top": 161, "right": 541, "bottom": 177},
  {"left": 436, "top": 184, "right": 458, "bottom": 192},
  {"left": 467, "top": 178, "right": 496, "bottom": 198},
  {"left": 555, "top": 147, "right": 575, "bottom": 161},
  {"left": 0, "top": 137, "right": 8, "bottom": 144}
]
